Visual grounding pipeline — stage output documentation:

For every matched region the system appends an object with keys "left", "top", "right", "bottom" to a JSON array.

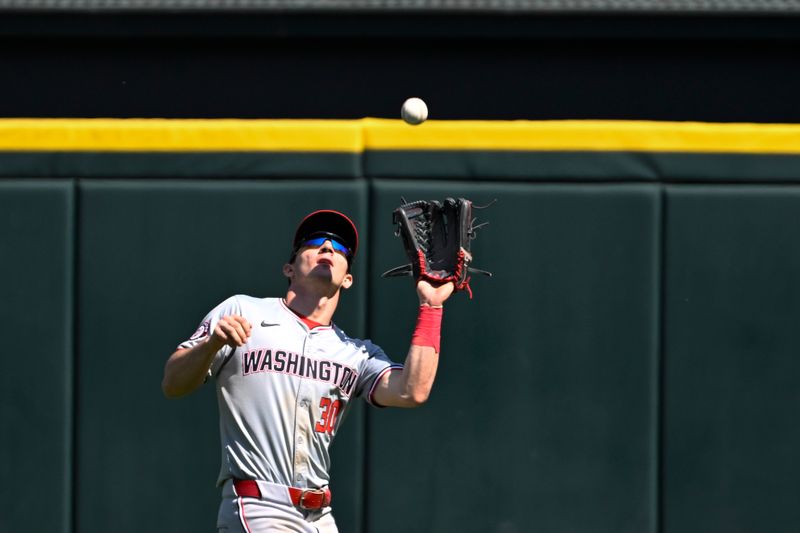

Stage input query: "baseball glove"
[{"left": 382, "top": 197, "right": 491, "bottom": 297}]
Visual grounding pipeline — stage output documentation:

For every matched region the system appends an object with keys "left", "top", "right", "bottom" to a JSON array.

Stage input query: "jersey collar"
[{"left": 279, "top": 298, "right": 334, "bottom": 332}]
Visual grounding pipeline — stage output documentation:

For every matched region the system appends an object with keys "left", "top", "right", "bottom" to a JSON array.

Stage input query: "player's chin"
[
  {"left": 311, "top": 263, "right": 334, "bottom": 276},
  {"left": 310, "top": 270, "right": 350, "bottom": 292},
  {"left": 307, "top": 268, "right": 335, "bottom": 283}
]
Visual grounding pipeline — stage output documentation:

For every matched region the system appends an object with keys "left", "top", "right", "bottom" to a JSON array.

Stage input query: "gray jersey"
[{"left": 179, "top": 295, "right": 400, "bottom": 489}]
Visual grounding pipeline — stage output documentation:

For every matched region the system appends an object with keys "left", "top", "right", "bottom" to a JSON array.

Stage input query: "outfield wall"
[{"left": 1, "top": 119, "right": 799, "bottom": 533}]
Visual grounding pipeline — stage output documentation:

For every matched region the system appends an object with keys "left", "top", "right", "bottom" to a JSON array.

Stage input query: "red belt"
[{"left": 233, "top": 479, "right": 332, "bottom": 510}]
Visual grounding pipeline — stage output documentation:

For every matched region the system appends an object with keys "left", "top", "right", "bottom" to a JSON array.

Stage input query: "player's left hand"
[{"left": 416, "top": 280, "right": 455, "bottom": 307}]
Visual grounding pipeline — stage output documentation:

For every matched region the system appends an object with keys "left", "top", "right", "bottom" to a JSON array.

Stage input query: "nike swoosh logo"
[{"left": 261, "top": 321, "right": 280, "bottom": 327}]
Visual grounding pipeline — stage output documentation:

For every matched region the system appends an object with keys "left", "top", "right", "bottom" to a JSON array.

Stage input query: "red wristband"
[{"left": 411, "top": 305, "right": 443, "bottom": 353}]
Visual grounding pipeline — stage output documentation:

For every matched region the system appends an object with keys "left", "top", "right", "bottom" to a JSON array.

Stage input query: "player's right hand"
[{"left": 211, "top": 315, "right": 252, "bottom": 348}]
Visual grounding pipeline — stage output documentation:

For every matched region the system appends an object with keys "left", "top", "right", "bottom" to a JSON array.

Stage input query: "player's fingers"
[
  {"left": 225, "top": 325, "right": 244, "bottom": 346},
  {"left": 213, "top": 325, "right": 229, "bottom": 342},
  {"left": 216, "top": 316, "right": 250, "bottom": 346},
  {"left": 216, "top": 319, "right": 240, "bottom": 344},
  {"left": 232, "top": 315, "right": 252, "bottom": 337},
  {"left": 231, "top": 323, "right": 249, "bottom": 345}
]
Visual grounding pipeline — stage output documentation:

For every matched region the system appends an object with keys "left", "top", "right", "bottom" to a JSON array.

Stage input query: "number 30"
[{"left": 315, "top": 397, "right": 341, "bottom": 434}]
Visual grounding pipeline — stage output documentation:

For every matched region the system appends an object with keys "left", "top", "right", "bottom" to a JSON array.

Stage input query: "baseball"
[{"left": 401, "top": 97, "right": 428, "bottom": 125}]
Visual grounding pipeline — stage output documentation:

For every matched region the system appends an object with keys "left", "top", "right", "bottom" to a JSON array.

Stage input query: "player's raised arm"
[
  {"left": 162, "top": 315, "right": 251, "bottom": 398},
  {"left": 373, "top": 197, "right": 491, "bottom": 408},
  {"left": 371, "top": 280, "right": 454, "bottom": 408}
]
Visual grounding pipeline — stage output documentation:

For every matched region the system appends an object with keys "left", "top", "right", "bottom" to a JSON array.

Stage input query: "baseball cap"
[{"left": 291, "top": 209, "right": 359, "bottom": 263}]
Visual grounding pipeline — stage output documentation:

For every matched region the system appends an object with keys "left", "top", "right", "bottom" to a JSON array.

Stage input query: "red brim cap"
[{"left": 293, "top": 210, "right": 359, "bottom": 259}]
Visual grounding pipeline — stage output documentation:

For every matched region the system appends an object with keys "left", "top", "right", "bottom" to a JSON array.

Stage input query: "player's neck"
[{"left": 284, "top": 289, "right": 339, "bottom": 326}]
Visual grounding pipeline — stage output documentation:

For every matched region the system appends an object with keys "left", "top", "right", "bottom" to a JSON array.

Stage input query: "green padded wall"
[
  {"left": 6, "top": 152, "right": 800, "bottom": 533},
  {"left": 76, "top": 180, "right": 368, "bottom": 533},
  {"left": 0, "top": 181, "right": 73, "bottom": 533},
  {"left": 366, "top": 181, "right": 660, "bottom": 533},
  {"left": 663, "top": 186, "right": 800, "bottom": 533}
]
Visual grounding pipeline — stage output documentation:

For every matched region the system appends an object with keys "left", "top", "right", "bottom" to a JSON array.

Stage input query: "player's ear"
[
  {"left": 341, "top": 272, "right": 353, "bottom": 290},
  {"left": 282, "top": 263, "right": 294, "bottom": 279}
]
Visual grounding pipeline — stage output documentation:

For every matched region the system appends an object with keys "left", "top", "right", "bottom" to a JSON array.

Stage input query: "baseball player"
[{"left": 162, "top": 209, "right": 453, "bottom": 532}]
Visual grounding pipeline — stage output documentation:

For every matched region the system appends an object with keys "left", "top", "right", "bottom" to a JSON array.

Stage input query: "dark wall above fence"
[{"left": 1, "top": 10, "right": 800, "bottom": 123}]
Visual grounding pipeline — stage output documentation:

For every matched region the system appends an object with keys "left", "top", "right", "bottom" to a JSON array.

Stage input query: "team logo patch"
[{"left": 189, "top": 320, "right": 211, "bottom": 341}]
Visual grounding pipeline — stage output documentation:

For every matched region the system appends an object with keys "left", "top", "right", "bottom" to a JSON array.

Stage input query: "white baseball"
[{"left": 401, "top": 97, "right": 428, "bottom": 125}]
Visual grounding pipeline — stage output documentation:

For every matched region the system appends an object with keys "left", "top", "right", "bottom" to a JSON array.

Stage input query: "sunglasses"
[{"left": 300, "top": 235, "right": 352, "bottom": 257}]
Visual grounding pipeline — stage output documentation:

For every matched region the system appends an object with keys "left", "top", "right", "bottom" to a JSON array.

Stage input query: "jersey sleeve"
[
  {"left": 354, "top": 340, "right": 403, "bottom": 407},
  {"left": 177, "top": 295, "right": 242, "bottom": 379}
]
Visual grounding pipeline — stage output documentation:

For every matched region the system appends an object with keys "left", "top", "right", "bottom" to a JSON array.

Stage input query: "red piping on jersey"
[
  {"left": 300, "top": 316, "right": 323, "bottom": 329},
  {"left": 279, "top": 298, "right": 333, "bottom": 331},
  {"left": 237, "top": 496, "right": 253, "bottom": 533}
]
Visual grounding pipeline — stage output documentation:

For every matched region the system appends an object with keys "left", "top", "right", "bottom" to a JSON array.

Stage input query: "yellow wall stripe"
[
  {"left": 1, "top": 118, "right": 800, "bottom": 154},
  {"left": 0, "top": 119, "right": 363, "bottom": 152},
  {"left": 364, "top": 118, "right": 800, "bottom": 154}
]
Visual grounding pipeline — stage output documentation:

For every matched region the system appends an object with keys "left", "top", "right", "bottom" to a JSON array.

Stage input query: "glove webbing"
[{"left": 416, "top": 249, "right": 473, "bottom": 299}]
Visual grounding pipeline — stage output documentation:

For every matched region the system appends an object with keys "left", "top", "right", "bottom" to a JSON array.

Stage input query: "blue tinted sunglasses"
[{"left": 300, "top": 235, "right": 352, "bottom": 257}]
